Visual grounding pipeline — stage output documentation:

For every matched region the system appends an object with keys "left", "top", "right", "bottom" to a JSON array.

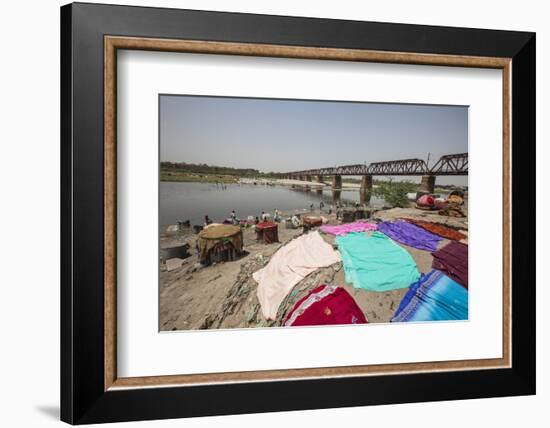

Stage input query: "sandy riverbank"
[
  {"left": 159, "top": 205, "right": 468, "bottom": 331},
  {"left": 273, "top": 178, "right": 363, "bottom": 189}
]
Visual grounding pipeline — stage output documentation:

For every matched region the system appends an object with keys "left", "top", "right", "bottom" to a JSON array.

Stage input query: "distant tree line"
[{"left": 160, "top": 161, "right": 276, "bottom": 177}]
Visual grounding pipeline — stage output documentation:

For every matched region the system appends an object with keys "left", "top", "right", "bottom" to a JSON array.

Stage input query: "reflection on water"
[{"left": 160, "top": 182, "right": 385, "bottom": 230}]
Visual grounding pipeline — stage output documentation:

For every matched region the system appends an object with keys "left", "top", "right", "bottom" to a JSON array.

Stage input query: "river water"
[{"left": 160, "top": 181, "right": 385, "bottom": 230}]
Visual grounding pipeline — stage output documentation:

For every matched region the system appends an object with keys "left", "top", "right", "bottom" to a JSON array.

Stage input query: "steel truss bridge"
[{"left": 281, "top": 153, "right": 468, "bottom": 177}]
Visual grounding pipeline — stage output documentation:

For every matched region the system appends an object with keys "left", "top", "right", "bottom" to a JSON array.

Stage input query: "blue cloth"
[{"left": 391, "top": 270, "right": 468, "bottom": 322}]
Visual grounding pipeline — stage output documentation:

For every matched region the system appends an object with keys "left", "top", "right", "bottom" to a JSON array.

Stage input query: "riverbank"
[
  {"left": 159, "top": 204, "right": 468, "bottom": 331},
  {"left": 160, "top": 170, "right": 241, "bottom": 183},
  {"left": 160, "top": 172, "right": 366, "bottom": 189}
]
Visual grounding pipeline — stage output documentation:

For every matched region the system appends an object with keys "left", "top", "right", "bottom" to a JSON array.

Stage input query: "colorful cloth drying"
[
  {"left": 378, "top": 220, "right": 442, "bottom": 251},
  {"left": 432, "top": 241, "right": 469, "bottom": 288},
  {"left": 391, "top": 270, "right": 468, "bottom": 322},
  {"left": 255, "top": 221, "right": 279, "bottom": 243},
  {"left": 254, "top": 231, "right": 340, "bottom": 320},
  {"left": 336, "top": 231, "right": 420, "bottom": 292},
  {"left": 320, "top": 221, "right": 377, "bottom": 236},
  {"left": 417, "top": 194, "right": 435, "bottom": 207},
  {"left": 404, "top": 218, "right": 467, "bottom": 241},
  {"left": 284, "top": 284, "right": 367, "bottom": 326}
]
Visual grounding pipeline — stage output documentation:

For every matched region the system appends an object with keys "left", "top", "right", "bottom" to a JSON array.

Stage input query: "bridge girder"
[
  {"left": 284, "top": 153, "right": 468, "bottom": 177},
  {"left": 429, "top": 153, "right": 468, "bottom": 176}
]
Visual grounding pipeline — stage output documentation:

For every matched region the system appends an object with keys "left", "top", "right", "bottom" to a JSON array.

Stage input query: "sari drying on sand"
[
  {"left": 378, "top": 220, "right": 442, "bottom": 251},
  {"left": 254, "top": 231, "right": 340, "bottom": 320},
  {"left": 284, "top": 284, "right": 367, "bottom": 326},
  {"left": 336, "top": 231, "right": 420, "bottom": 292},
  {"left": 403, "top": 218, "right": 467, "bottom": 241},
  {"left": 432, "top": 241, "right": 469, "bottom": 288},
  {"left": 320, "top": 221, "right": 377, "bottom": 236},
  {"left": 391, "top": 270, "right": 468, "bottom": 322}
]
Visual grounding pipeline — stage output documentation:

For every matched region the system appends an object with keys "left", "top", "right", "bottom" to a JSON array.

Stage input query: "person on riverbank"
[
  {"left": 204, "top": 215, "right": 212, "bottom": 226},
  {"left": 230, "top": 210, "right": 237, "bottom": 224},
  {"left": 335, "top": 204, "right": 342, "bottom": 220},
  {"left": 320, "top": 201, "right": 325, "bottom": 212},
  {"left": 274, "top": 209, "right": 281, "bottom": 222}
]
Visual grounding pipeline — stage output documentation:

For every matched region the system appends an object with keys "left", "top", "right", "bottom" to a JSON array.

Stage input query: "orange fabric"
[
  {"left": 404, "top": 219, "right": 467, "bottom": 241},
  {"left": 303, "top": 216, "right": 323, "bottom": 227}
]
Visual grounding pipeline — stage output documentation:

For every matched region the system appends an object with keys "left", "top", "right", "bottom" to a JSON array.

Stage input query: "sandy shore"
[
  {"left": 160, "top": 205, "right": 468, "bottom": 331},
  {"left": 241, "top": 177, "right": 364, "bottom": 189}
]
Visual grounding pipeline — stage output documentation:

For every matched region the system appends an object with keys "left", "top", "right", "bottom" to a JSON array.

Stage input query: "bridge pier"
[
  {"left": 360, "top": 175, "right": 373, "bottom": 191},
  {"left": 332, "top": 175, "right": 342, "bottom": 190},
  {"left": 359, "top": 175, "right": 373, "bottom": 206},
  {"left": 315, "top": 175, "right": 324, "bottom": 194},
  {"left": 360, "top": 189, "right": 371, "bottom": 205},
  {"left": 419, "top": 175, "right": 436, "bottom": 194}
]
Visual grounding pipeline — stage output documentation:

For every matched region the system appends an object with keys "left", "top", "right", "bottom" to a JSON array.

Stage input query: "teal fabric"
[{"left": 336, "top": 231, "right": 420, "bottom": 292}]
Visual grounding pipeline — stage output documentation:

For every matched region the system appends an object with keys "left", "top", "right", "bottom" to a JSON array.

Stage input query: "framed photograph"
[{"left": 61, "top": 2, "right": 535, "bottom": 424}]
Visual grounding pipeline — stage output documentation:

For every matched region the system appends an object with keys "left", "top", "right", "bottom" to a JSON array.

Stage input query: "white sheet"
[{"left": 254, "top": 231, "right": 340, "bottom": 319}]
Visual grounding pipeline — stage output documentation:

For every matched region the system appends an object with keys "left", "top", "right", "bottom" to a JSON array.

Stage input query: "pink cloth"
[
  {"left": 254, "top": 231, "right": 341, "bottom": 320},
  {"left": 417, "top": 195, "right": 435, "bottom": 206},
  {"left": 320, "top": 221, "right": 377, "bottom": 236}
]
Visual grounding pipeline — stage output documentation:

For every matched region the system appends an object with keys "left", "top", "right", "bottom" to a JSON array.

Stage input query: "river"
[{"left": 160, "top": 181, "right": 385, "bottom": 230}]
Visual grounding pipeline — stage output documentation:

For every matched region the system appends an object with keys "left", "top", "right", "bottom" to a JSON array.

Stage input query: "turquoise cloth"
[
  {"left": 391, "top": 270, "right": 468, "bottom": 322},
  {"left": 336, "top": 231, "right": 420, "bottom": 292}
]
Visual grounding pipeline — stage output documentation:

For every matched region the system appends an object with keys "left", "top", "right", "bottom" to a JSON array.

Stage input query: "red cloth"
[
  {"left": 284, "top": 284, "right": 367, "bottom": 326},
  {"left": 255, "top": 221, "right": 278, "bottom": 243},
  {"left": 417, "top": 194, "right": 435, "bottom": 206},
  {"left": 432, "top": 241, "right": 468, "bottom": 288},
  {"left": 404, "top": 218, "right": 467, "bottom": 241},
  {"left": 256, "top": 221, "right": 277, "bottom": 230}
]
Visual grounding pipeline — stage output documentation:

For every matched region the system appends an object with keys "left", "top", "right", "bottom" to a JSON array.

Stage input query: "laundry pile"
[{"left": 251, "top": 214, "right": 469, "bottom": 326}]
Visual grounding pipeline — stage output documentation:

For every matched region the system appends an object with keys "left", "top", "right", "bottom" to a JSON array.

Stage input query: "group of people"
[
  {"left": 202, "top": 200, "right": 343, "bottom": 228},
  {"left": 203, "top": 209, "right": 282, "bottom": 227}
]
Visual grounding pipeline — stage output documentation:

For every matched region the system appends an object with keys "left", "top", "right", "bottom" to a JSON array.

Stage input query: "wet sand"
[{"left": 160, "top": 205, "right": 468, "bottom": 331}]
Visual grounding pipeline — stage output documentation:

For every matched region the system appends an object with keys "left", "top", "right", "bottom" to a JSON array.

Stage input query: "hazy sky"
[{"left": 160, "top": 95, "right": 468, "bottom": 184}]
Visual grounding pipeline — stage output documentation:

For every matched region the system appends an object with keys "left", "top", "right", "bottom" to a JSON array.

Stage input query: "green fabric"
[{"left": 336, "top": 231, "right": 420, "bottom": 292}]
